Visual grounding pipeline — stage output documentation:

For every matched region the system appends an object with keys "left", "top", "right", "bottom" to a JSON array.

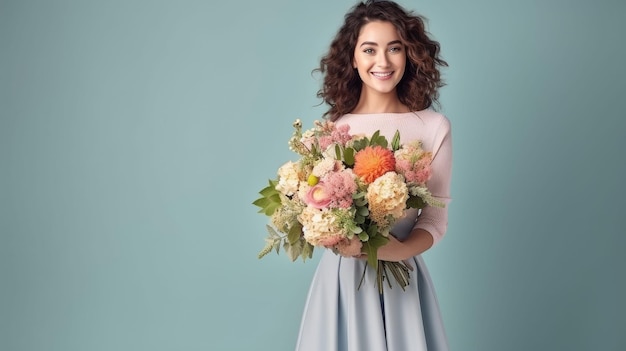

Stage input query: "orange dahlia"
[{"left": 353, "top": 145, "right": 396, "bottom": 184}]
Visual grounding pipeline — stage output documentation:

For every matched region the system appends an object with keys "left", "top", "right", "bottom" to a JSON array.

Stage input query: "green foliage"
[
  {"left": 350, "top": 225, "right": 363, "bottom": 234},
  {"left": 357, "top": 206, "right": 369, "bottom": 216},
  {"left": 301, "top": 241, "right": 314, "bottom": 260},
  {"left": 258, "top": 224, "right": 314, "bottom": 262},
  {"left": 368, "top": 130, "right": 388, "bottom": 148},
  {"left": 351, "top": 138, "right": 369, "bottom": 152},
  {"left": 287, "top": 222, "right": 303, "bottom": 245},
  {"left": 366, "top": 223, "right": 379, "bottom": 239},
  {"left": 349, "top": 129, "right": 399, "bottom": 153},
  {"left": 362, "top": 234, "right": 389, "bottom": 268},
  {"left": 252, "top": 179, "right": 282, "bottom": 216},
  {"left": 409, "top": 186, "right": 446, "bottom": 208},
  {"left": 406, "top": 195, "right": 426, "bottom": 209},
  {"left": 391, "top": 130, "right": 401, "bottom": 151},
  {"left": 283, "top": 239, "right": 303, "bottom": 262},
  {"left": 352, "top": 190, "right": 366, "bottom": 200},
  {"left": 357, "top": 231, "right": 369, "bottom": 242},
  {"left": 343, "top": 147, "right": 355, "bottom": 166},
  {"left": 257, "top": 225, "right": 283, "bottom": 259}
]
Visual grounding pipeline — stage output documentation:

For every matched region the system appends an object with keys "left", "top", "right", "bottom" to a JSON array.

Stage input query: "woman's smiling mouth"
[{"left": 371, "top": 71, "right": 394, "bottom": 80}]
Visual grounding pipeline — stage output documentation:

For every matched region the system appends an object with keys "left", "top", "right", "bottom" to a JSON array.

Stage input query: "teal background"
[{"left": 2, "top": 0, "right": 625, "bottom": 350}]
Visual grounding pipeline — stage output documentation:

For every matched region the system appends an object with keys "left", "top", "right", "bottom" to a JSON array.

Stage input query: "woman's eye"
[
  {"left": 363, "top": 48, "right": 374, "bottom": 54},
  {"left": 390, "top": 47, "right": 402, "bottom": 53}
]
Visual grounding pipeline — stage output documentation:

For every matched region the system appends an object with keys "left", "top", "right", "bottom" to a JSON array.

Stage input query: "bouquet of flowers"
[{"left": 253, "top": 119, "right": 444, "bottom": 292}]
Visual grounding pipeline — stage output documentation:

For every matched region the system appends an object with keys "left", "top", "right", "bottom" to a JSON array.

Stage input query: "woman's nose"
[{"left": 376, "top": 52, "right": 390, "bottom": 67}]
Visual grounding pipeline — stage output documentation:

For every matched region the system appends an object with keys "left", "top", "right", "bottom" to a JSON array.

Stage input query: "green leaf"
[
  {"left": 351, "top": 226, "right": 363, "bottom": 234},
  {"left": 311, "top": 143, "right": 318, "bottom": 155},
  {"left": 357, "top": 206, "right": 369, "bottom": 216},
  {"left": 258, "top": 225, "right": 283, "bottom": 259},
  {"left": 259, "top": 185, "right": 277, "bottom": 197},
  {"left": 266, "top": 224, "right": 280, "bottom": 237},
  {"left": 287, "top": 222, "right": 303, "bottom": 245},
  {"left": 367, "top": 130, "right": 389, "bottom": 148},
  {"left": 364, "top": 234, "right": 389, "bottom": 268},
  {"left": 368, "top": 232, "right": 389, "bottom": 247},
  {"left": 352, "top": 139, "right": 368, "bottom": 151},
  {"left": 268, "top": 193, "right": 281, "bottom": 203},
  {"left": 252, "top": 197, "right": 269, "bottom": 208},
  {"left": 284, "top": 239, "right": 303, "bottom": 262},
  {"left": 253, "top": 180, "right": 283, "bottom": 216},
  {"left": 343, "top": 147, "right": 354, "bottom": 166},
  {"left": 301, "top": 242, "right": 314, "bottom": 261},
  {"left": 366, "top": 223, "right": 379, "bottom": 238},
  {"left": 335, "top": 144, "right": 342, "bottom": 160},
  {"left": 406, "top": 195, "right": 426, "bottom": 209},
  {"left": 370, "top": 130, "right": 380, "bottom": 145},
  {"left": 375, "top": 135, "right": 388, "bottom": 148},
  {"left": 391, "top": 130, "right": 401, "bottom": 151},
  {"left": 263, "top": 203, "right": 281, "bottom": 216},
  {"left": 258, "top": 240, "right": 275, "bottom": 259},
  {"left": 363, "top": 241, "right": 378, "bottom": 268}
]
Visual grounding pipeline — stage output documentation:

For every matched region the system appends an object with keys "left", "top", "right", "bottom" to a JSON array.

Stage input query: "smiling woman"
[{"left": 294, "top": 1, "right": 452, "bottom": 350}]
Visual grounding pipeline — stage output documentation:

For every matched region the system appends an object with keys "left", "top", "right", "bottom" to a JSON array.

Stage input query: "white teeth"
[{"left": 372, "top": 72, "right": 393, "bottom": 77}]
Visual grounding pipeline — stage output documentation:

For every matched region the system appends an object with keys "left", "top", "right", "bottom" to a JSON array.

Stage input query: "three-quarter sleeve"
[{"left": 413, "top": 116, "right": 453, "bottom": 245}]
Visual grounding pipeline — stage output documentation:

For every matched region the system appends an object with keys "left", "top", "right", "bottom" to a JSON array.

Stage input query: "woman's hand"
[
  {"left": 349, "top": 228, "right": 434, "bottom": 262},
  {"left": 379, "top": 229, "right": 435, "bottom": 262},
  {"left": 352, "top": 236, "right": 407, "bottom": 261},
  {"left": 376, "top": 235, "right": 406, "bottom": 261}
]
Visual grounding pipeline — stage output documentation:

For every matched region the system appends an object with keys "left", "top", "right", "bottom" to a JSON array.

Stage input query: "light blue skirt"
[
  {"left": 295, "top": 210, "right": 449, "bottom": 351},
  {"left": 295, "top": 252, "right": 449, "bottom": 351}
]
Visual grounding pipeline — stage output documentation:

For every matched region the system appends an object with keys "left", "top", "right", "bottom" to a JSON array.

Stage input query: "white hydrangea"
[
  {"left": 366, "top": 172, "right": 409, "bottom": 225},
  {"left": 275, "top": 161, "right": 300, "bottom": 196},
  {"left": 298, "top": 207, "right": 346, "bottom": 246},
  {"left": 312, "top": 157, "right": 337, "bottom": 178},
  {"left": 297, "top": 182, "right": 311, "bottom": 203}
]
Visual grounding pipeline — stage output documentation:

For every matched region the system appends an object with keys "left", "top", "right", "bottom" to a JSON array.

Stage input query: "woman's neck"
[{"left": 350, "top": 89, "right": 409, "bottom": 114}]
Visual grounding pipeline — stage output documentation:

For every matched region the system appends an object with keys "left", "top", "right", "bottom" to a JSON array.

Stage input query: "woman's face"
[{"left": 353, "top": 20, "right": 406, "bottom": 96}]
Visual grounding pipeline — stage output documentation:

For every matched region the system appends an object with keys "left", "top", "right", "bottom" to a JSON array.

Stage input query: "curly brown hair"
[{"left": 316, "top": 0, "right": 448, "bottom": 121}]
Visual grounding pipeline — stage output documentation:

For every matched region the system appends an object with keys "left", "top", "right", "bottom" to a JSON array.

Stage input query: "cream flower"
[
  {"left": 312, "top": 157, "right": 337, "bottom": 178},
  {"left": 297, "top": 182, "right": 312, "bottom": 202},
  {"left": 275, "top": 161, "right": 301, "bottom": 196},
  {"left": 298, "top": 207, "right": 347, "bottom": 246},
  {"left": 366, "top": 172, "right": 408, "bottom": 226}
]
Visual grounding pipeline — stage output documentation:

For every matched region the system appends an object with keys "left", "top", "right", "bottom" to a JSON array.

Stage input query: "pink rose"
[{"left": 304, "top": 183, "right": 332, "bottom": 209}]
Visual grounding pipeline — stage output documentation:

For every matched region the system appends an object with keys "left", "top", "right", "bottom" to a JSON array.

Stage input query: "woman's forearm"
[{"left": 377, "top": 228, "right": 434, "bottom": 261}]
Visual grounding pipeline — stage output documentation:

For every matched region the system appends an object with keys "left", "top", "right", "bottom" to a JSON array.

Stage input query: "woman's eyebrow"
[{"left": 359, "top": 40, "right": 402, "bottom": 47}]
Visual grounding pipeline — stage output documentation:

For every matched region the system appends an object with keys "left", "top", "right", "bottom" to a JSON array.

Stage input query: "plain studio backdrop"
[{"left": 1, "top": 0, "right": 625, "bottom": 350}]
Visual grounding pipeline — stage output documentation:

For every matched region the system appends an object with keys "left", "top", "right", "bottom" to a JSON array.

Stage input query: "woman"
[{"left": 295, "top": 1, "right": 452, "bottom": 350}]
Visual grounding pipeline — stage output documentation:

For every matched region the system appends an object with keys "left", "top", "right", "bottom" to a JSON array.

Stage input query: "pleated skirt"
[{"left": 295, "top": 251, "right": 449, "bottom": 351}]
